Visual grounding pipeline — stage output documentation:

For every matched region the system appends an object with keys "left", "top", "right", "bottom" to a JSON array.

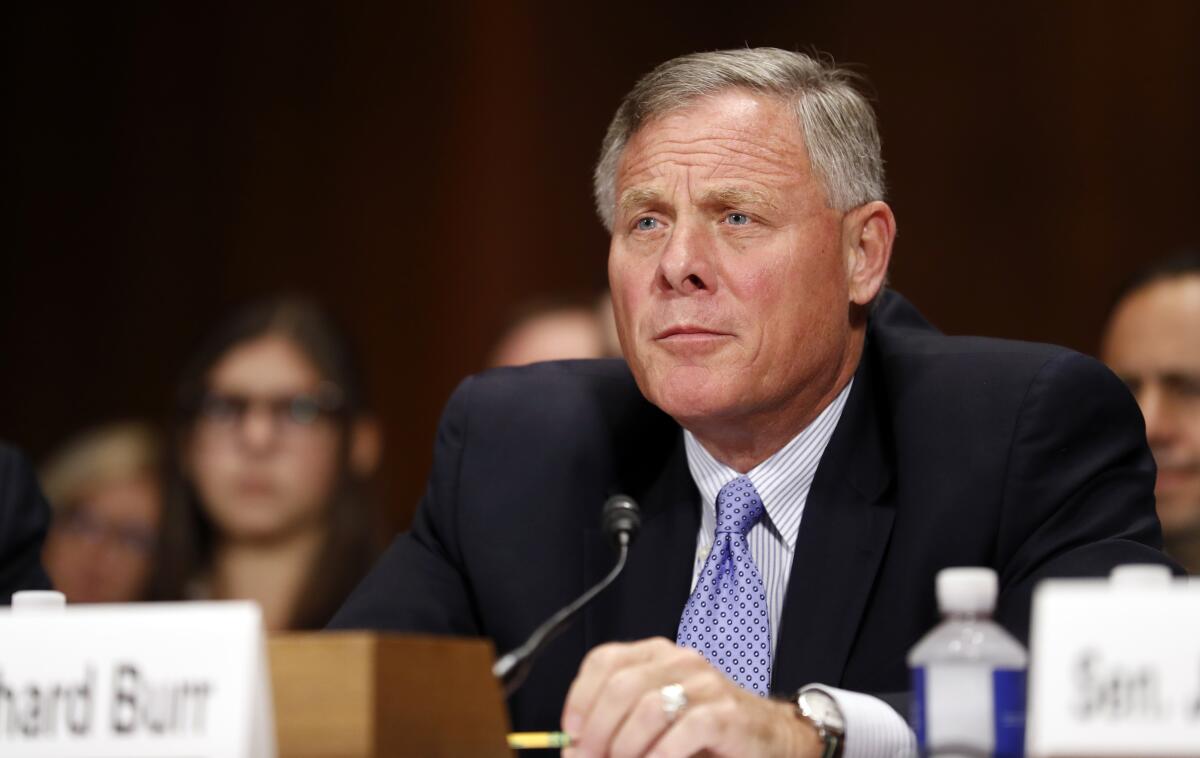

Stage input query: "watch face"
[{"left": 800, "top": 690, "right": 845, "bottom": 732}]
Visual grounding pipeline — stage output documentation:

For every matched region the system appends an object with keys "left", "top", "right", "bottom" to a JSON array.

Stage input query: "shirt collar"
[{"left": 683, "top": 379, "right": 853, "bottom": 550}]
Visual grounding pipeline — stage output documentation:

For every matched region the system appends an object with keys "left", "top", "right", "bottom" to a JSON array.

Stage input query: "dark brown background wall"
[{"left": 5, "top": 2, "right": 1199, "bottom": 526}]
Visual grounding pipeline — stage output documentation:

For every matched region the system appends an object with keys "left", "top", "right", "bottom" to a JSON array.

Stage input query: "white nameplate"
[
  {"left": 0, "top": 601, "right": 275, "bottom": 758},
  {"left": 1026, "top": 576, "right": 1200, "bottom": 756}
]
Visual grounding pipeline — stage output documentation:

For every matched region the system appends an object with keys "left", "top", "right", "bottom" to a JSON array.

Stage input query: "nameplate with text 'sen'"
[{"left": 1026, "top": 574, "right": 1200, "bottom": 757}]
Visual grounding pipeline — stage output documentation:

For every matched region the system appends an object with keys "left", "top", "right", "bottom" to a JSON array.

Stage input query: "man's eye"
[
  {"left": 635, "top": 217, "right": 659, "bottom": 231},
  {"left": 725, "top": 213, "right": 751, "bottom": 226},
  {"left": 1165, "top": 374, "right": 1200, "bottom": 397}
]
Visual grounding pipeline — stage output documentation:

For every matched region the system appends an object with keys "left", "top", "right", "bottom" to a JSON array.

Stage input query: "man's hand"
[{"left": 560, "top": 637, "right": 822, "bottom": 758}]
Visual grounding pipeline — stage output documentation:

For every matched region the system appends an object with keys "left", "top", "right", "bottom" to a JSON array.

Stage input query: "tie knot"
[{"left": 715, "top": 476, "right": 764, "bottom": 536}]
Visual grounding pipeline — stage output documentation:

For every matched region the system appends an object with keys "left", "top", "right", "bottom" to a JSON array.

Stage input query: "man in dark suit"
[
  {"left": 1, "top": 443, "right": 54, "bottom": 601},
  {"left": 330, "top": 48, "right": 1170, "bottom": 756}
]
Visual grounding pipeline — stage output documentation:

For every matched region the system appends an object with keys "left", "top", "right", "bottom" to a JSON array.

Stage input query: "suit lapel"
[
  {"left": 584, "top": 431, "right": 698, "bottom": 648},
  {"left": 772, "top": 341, "right": 896, "bottom": 692}
]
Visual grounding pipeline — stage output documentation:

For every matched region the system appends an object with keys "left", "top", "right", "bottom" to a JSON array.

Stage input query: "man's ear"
[
  {"left": 349, "top": 416, "right": 382, "bottom": 477},
  {"left": 842, "top": 200, "right": 896, "bottom": 306}
]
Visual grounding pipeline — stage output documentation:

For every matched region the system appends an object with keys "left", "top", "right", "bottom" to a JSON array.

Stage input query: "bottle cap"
[
  {"left": 11, "top": 590, "right": 67, "bottom": 612},
  {"left": 936, "top": 567, "right": 997, "bottom": 614},
  {"left": 1109, "top": 563, "right": 1172, "bottom": 587}
]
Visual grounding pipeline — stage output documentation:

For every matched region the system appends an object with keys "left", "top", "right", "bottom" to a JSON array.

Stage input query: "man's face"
[
  {"left": 1102, "top": 274, "right": 1200, "bottom": 536},
  {"left": 607, "top": 90, "right": 872, "bottom": 444}
]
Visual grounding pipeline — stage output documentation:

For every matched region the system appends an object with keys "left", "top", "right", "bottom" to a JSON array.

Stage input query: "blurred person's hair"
[
  {"left": 151, "top": 296, "right": 380, "bottom": 630},
  {"left": 40, "top": 422, "right": 161, "bottom": 510},
  {"left": 1111, "top": 249, "right": 1200, "bottom": 308},
  {"left": 593, "top": 47, "right": 885, "bottom": 230}
]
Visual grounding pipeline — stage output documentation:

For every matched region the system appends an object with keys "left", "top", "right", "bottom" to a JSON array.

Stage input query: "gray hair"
[{"left": 593, "top": 48, "right": 885, "bottom": 230}]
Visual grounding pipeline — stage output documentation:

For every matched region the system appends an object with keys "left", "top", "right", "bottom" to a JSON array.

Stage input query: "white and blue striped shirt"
[
  {"left": 684, "top": 380, "right": 851, "bottom": 652},
  {"left": 683, "top": 378, "right": 917, "bottom": 757}
]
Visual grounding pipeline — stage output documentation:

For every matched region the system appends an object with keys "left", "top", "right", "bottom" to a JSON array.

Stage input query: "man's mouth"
[{"left": 654, "top": 325, "right": 731, "bottom": 340}]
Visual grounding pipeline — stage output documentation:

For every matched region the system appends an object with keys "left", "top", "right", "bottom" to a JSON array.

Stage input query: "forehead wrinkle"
[
  {"left": 699, "top": 185, "right": 779, "bottom": 211},
  {"left": 619, "top": 133, "right": 805, "bottom": 193},
  {"left": 617, "top": 171, "right": 782, "bottom": 217},
  {"left": 701, "top": 128, "right": 807, "bottom": 174},
  {"left": 619, "top": 149, "right": 798, "bottom": 199}
]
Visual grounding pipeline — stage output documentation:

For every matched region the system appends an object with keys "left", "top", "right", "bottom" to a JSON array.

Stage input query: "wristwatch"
[{"left": 791, "top": 688, "right": 845, "bottom": 758}]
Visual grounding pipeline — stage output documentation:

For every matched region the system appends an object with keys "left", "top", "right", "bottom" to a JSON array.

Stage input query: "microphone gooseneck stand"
[{"left": 492, "top": 495, "right": 641, "bottom": 696}]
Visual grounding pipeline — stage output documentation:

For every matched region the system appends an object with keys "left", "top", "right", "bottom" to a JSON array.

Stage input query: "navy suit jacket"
[
  {"left": 0, "top": 443, "right": 54, "bottom": 602},
  {"left": 329, "top": 291, "right": 1171, "bottom": 731}
]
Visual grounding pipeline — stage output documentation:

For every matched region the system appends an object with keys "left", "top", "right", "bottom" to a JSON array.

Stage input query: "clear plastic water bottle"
[{"left": 908, "top": 567, "right": 1028, "bottom": 757}]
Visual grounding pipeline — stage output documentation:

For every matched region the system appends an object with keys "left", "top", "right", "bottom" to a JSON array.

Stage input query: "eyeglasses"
[
  {"left": 53, "top": 508, "right": 157, "bottom": 556},
  {"left": 195, "top": 383, "right": 345, "bottom": 436}
]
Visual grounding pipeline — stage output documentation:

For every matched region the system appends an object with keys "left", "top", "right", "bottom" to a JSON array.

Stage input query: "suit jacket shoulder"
[
  {"left": 0, "top": 442, "right": 54, "bottom": 602},
  {"left": 795, "top": 291, "right": 1168, "bottom": 696}
]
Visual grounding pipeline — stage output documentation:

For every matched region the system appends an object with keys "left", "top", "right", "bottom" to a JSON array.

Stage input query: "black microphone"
[
  {"left": 492, "top": 495, "right": 642, "bottom": 696},
  {"left": 600, "top": 495, "right": 640, "bottom": 549}
]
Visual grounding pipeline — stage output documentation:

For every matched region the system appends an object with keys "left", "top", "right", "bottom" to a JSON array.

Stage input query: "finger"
[
  {"left": 577, "top": 659, "right": 664, "bottom": 755},
  {"left": 646, "top": 697, "right": 736, "bottom": 758},
  {"left": 648, "top": 691, "right": 814, "bottom": 758},
  {"left": 607, "top": 667, "right": 723, "bottom": 758},
  {"left": 608, "top": 684, "right": 673, "bottom": 758},
  {"left": 561, "top": 639, "right": 662, "bottom": 735},
  {"left": 569, "top": 639, "right": 710, "bottom": 757}
]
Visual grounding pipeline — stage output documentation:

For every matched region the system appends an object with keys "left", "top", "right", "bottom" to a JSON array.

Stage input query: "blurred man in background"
[
  {"left": 489, "top": 293, "right": 621, "bottom": 368},
  {"left": 1102, "top": 251, "right": 1200, "bottom": 573}
]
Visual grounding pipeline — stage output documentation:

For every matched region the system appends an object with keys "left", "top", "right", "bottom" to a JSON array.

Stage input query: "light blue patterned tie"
[{"left": 677, "top": 475, "right": 771, "bottom": 694}]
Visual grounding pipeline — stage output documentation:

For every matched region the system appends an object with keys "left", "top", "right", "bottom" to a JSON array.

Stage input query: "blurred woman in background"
[
  {"left": 40, "top": 422, "right": 162, "bottom": 604},
  {"left": 152, "top": 297, "right": 382, "bottom": 631}
]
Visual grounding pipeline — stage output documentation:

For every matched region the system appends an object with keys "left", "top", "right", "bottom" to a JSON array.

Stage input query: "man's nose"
[{"left": 657, "top": 218, "right": 715, "bottom": 295}]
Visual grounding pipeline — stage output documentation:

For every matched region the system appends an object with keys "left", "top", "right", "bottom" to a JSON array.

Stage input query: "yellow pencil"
[{"left": 507, "top": 731, "right": 573, "bottom": 749}]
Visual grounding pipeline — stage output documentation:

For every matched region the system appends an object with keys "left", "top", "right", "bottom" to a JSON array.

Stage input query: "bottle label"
[
  {"left": 992, "top": 668, "right": 1026, "bottom": 756},
  {"left": 910, "top": 665, "right": 1026, "bottom": 757},
  {"left": 911, "top": 666, "right": 927, "bottom": 745}
]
